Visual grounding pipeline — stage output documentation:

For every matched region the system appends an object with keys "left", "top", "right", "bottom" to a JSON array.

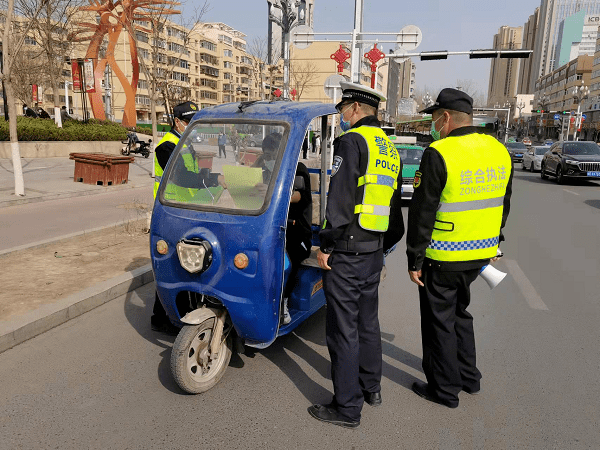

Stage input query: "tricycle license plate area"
[{"left": 160, "top": 120, "right": 289, "bottom": 216}]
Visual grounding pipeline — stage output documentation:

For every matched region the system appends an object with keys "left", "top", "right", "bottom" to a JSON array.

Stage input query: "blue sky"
[{"left": 201, "top": 0, "right": 543, "bottom": 99}]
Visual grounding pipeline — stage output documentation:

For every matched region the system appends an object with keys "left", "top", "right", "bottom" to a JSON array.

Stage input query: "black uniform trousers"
[
  {"left": 323, "top": 249, "right": 383, "bottom": 421},
  {"left": 418, "top": 266, "right": 482, "bottom": 406}
]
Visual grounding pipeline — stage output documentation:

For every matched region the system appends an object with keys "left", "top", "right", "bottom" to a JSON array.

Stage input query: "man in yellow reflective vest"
[
  {"left": 308, "top": 82, "right": 405, "bottom": 428},
  {"left": 407, "top": 88, "right": 513, "bottom": 408}
]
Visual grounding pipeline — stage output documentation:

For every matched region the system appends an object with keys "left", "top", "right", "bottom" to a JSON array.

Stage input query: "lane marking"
[
  {"left": 563, "top": 189, "right": 580, "bottom": 196},
  {"left": 504, "top": 259, "right": 549, "bottom": 311}
]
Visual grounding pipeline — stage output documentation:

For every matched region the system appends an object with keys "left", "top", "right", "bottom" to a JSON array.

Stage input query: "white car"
[{"left": 522, "top": 146, "right": 548, "bottom": 172}]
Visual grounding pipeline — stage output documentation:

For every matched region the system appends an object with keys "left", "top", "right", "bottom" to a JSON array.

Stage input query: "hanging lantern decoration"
[{"left": 290, "top": 88, "right": 297, "bottom": 100}]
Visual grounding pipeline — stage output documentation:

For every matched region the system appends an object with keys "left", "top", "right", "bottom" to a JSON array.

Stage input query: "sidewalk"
[
  {"left": 0, "top": 154, "right": 156, "bottom": 353},
  {"left": 0, "top": 154, "right": 155, "bottom": 208}
]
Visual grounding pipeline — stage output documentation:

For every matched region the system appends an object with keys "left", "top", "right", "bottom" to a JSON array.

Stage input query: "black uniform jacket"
[
  {"left": 406, "top": 126, "right": 513, "bottom": 272},
  {"left": 156, "top": 129, "right": 220, "bottom": 188},
  {"left": 319, "top": 115, "right": 405, "bottom": 254}
]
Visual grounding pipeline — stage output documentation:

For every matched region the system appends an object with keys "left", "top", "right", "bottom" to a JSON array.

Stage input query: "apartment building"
[{"left": 488, "top": 26, "right": 523, "bottom": 107}]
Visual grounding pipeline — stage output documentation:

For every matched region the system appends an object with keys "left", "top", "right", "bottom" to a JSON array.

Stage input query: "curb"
[
  {"left": 0, "top": 181, "right": 154, "bottom": 208},
  {"left": 0, "top": 264, "right": 154, "bottom": 354}
]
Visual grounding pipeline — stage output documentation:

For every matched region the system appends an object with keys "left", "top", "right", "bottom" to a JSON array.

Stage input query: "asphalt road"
[
  {"left": 0, "top": 170, "right": 599, "bottom": 449},
  {"left": 0, "top": 185, "right": 153, "bottom": 252}
]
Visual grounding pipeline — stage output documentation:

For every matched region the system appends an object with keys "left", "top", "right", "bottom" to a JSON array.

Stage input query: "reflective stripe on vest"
[
  {"left": 345, "top": 126, "right": 400, "bottom": 232},
  {"left": 154, "top": 132, "right": 179, "bottom": 199},
  {"left": 425, "top": 132, "right": 511, "bottom": 262},
  {"left": 437, "top": 196, "right": 504, "bottom": 213}
]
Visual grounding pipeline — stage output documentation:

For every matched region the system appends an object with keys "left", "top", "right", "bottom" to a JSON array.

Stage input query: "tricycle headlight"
[{"left": 177, "top": 240, "right": 212, "bottom": 274}]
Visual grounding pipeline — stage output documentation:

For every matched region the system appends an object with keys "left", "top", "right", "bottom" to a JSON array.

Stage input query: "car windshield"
[
  {"left": 534, "top": 147, "right": 547, "bottom": 155},
  {"left": 563, "top": 142, "right": 600, "bottom": 156},
  {"left": 160, "top": 121, "right": 288, "bottom": 213},
  {"left": 395, "top": 145, "right": 424, "bottom": 165},
  {"left": 506, "top": 143, "right": 527, "bottom": 150}
]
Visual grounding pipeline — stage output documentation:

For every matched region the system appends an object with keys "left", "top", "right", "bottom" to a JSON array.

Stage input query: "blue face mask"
[{"left": 339, "top": 105, "right": 352, "bottom": 132}]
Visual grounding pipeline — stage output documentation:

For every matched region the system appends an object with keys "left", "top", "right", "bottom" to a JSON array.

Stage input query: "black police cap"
[
  {"left": 420, "top": 88, "right": 473, "bottom": 115},
  {"left": 173, "top": 101, "right": 199, "bottom": 121}
]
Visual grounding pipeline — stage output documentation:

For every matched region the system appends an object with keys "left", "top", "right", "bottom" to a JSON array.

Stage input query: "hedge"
[{"left": 0, "top": 117, "right": 128, "bottom": 141}]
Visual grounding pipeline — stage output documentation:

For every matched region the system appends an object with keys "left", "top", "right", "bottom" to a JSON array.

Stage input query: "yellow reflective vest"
[
  {"left": 425, "top": 133, "right": 511, "bottom": 262},
  {"left": 153, "top": 131, "right": 199, "bottom": 200},
  {"left": 345, "top": 126, "right": 400, "bottom": 232}
]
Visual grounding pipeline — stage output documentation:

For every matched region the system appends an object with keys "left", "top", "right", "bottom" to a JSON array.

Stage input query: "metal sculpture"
[{"left": 70, "top": 0, "right": 180, "bottom": 127}]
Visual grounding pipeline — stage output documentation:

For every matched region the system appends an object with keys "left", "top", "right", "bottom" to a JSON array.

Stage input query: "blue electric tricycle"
[{"left": 150, "top": 101, "right": 336, "bottom": 393}]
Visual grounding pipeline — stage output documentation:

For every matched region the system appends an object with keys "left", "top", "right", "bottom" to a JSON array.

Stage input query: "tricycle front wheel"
[{"left": 171, "top": 318, "right": 232, "bottom": 394}]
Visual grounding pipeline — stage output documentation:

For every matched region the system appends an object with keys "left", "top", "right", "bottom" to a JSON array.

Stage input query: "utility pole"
[{"left": 350, "top": 0, "right": 364, "bottom": 84}]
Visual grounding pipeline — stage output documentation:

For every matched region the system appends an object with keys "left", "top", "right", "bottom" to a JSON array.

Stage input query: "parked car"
[
  {"left": 394, "top": 144, "right": 424, "bottom": 200},
  {"left": 522, "top": 137, "right": 532, "bottom": 146},
  {"left": 522, "top": 146, "right": 548, "bottom": 172},
  {"left": 246, "top": 134, "right": 264, "bottom": 147},
  {"left": 506, "top": 142, "right": 527, "bottom": 163},
  {"left": 541, "top": 141, "right": 600, "bottom": 184},
  {"left": 544, "top": 139, "right": 554, "bottom": 146}
]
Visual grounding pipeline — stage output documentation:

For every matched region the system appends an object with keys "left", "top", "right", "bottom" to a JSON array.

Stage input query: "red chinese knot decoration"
[
  {"left": 290, "top": 88, "right": 297, "bottom": 100},
  {"left": 273, "top": 89, "right": 282, "bottom": 98},
  {"left": 364, "top": 43, "right": 386, "bottom": 89},
  {"left": 330, "top": 45, "right": 351, "bottom": 74}
]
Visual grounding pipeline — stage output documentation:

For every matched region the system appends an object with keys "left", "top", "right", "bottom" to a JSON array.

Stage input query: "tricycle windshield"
[{"left": 160, "top": 121, "right": 288, "bottom": 213}]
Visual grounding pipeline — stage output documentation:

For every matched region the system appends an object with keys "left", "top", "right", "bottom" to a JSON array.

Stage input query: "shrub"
[{"left": 0, "top": 117, "right": 128, "bottom": 141}]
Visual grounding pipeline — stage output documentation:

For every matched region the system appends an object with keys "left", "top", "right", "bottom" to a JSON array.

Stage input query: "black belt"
[{"left": 334, "top": 235, "right": 383, "bottom": 253}]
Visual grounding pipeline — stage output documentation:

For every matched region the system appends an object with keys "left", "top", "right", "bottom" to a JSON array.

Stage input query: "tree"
[
  {"left": 456, "top": 79, "right": 486, "bottom": 107},
  {"left": 28, "top": 0, "right": 83, "bottom": 127},
  {"left": 128, "top": 0, "right": 208, "bottom": 178},
  {"left": 248, "top": 36, "right": 268, "bottom": 100},
  {"left": 1, "top": 0, "right": 48, "bottom": 196},
  {"left": 290, "top": 60, "right": 317, "bottom": 101}
]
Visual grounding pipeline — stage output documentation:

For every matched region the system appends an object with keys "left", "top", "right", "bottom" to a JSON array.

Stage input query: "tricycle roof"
[{"left": 190, "top": 101, "right": 337, "bottom": 124}]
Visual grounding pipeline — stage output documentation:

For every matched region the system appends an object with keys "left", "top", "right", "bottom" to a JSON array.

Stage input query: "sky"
[{"left": 200, "top": 0, "right": 544, "bottom": 100}]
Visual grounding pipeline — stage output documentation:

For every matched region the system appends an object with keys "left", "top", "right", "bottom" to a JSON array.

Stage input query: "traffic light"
[
  {"left": 562, "top": 111, "right": 569, "bottom": 114},
  {"left": 535, "top": 110, "right": 546, "bottom": 113}
]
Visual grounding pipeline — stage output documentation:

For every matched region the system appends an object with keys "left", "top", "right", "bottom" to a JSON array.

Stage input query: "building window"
[
  {"left": 24, "top": 36, "right": 37, "bottom": 45},
  {"left": 224, "top": 49, "right": 233, "bottom": 58},
  {"left": 218, "top": 34, "right": 233, "bottom": 45},
  {"left": 200, "top": 40, "right": 216, "bottom": 51},
  {"left": 136, "top": 32, "right": 149, "bottom": 44}
]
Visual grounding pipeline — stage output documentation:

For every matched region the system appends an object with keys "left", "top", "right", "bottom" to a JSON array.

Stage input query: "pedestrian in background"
[
  {"left": 406, "top": 88, "right": 513, "bottom": 408},
  {"left": 302, "top": 134, "right": 308, "bottom": 159},
  {"left": 311, "top": 133, "right": 317, "bottom": 154},
  {"left": 309, "top": 82, "right": 404, "bottom": 428},
  {"left": 218, "top": 132, "right": 227, "bottom": 158}
]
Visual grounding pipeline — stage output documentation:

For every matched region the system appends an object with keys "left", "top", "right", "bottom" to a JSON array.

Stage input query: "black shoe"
[
  {"left": 363, "top": 391, "right": 382, "bottom": 407},
  {"left": 462, "top": 385, "right": 481, "bottom": 395},
  {"left": 307, "top": 404, "right": 360, "bottom": 428},
  {"left": 412, "top": 381, "right": 458, "bottom": 408},
  {"left": 150, "top": 318, "right": 180, "bottom": 336}
]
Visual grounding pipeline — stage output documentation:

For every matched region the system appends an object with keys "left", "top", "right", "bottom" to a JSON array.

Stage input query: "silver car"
[{"left": 522, "top": 146, "right": 548, "bottom": 172}]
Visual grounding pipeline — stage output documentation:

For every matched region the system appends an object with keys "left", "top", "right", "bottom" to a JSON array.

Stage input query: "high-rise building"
[
  {"left": 555, "top": 12, "right": 600, "bottom": 67},
  {"left": 488, "top": 26, "right": 523, "bottom": 107},
  {"left": 518, "top": 8, "right": 540, "bottom": 94},
  {"left": 529, "top": 0, "right": 600, "bottom": 92},
  {"left": 268, "top": 0, "right": 315, "bottom": 64}
]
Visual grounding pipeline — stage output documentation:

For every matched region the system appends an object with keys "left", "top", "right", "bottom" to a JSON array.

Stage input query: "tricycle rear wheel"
[{"left": 171, "top": 317, "right": 232, "bottom": 394}]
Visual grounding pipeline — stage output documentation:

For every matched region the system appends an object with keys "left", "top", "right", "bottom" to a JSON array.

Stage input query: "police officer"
[
  {"left": 406, "top": 88, "right": 513, "bottom": 408},
  {"left": 308, "top": 82, "right": 405, "bottom": 428},
  {"left": 150, "top": 101, "right": 224, "bottom": 334}
]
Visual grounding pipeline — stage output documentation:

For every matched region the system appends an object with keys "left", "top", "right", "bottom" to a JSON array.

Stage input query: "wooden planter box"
[{"left": 69, "top": 152, "right": 134, "bottom": 186}]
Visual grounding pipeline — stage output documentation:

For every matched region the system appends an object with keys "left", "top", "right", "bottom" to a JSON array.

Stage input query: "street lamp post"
[
  {"left": 573, "top": 80, "right": 589, "bottom": 141},
  {"left": 516, "top": 100, "right": 525, "bottom": 137},
  {"left": 537, "top": 95, "right": 548, "bottom": 139},
  {"left": 503, "top": 101, "right": 512, "bottom": 144},
  {"left": 268, "top": 0, "right": 304, "bottom": 100}
]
